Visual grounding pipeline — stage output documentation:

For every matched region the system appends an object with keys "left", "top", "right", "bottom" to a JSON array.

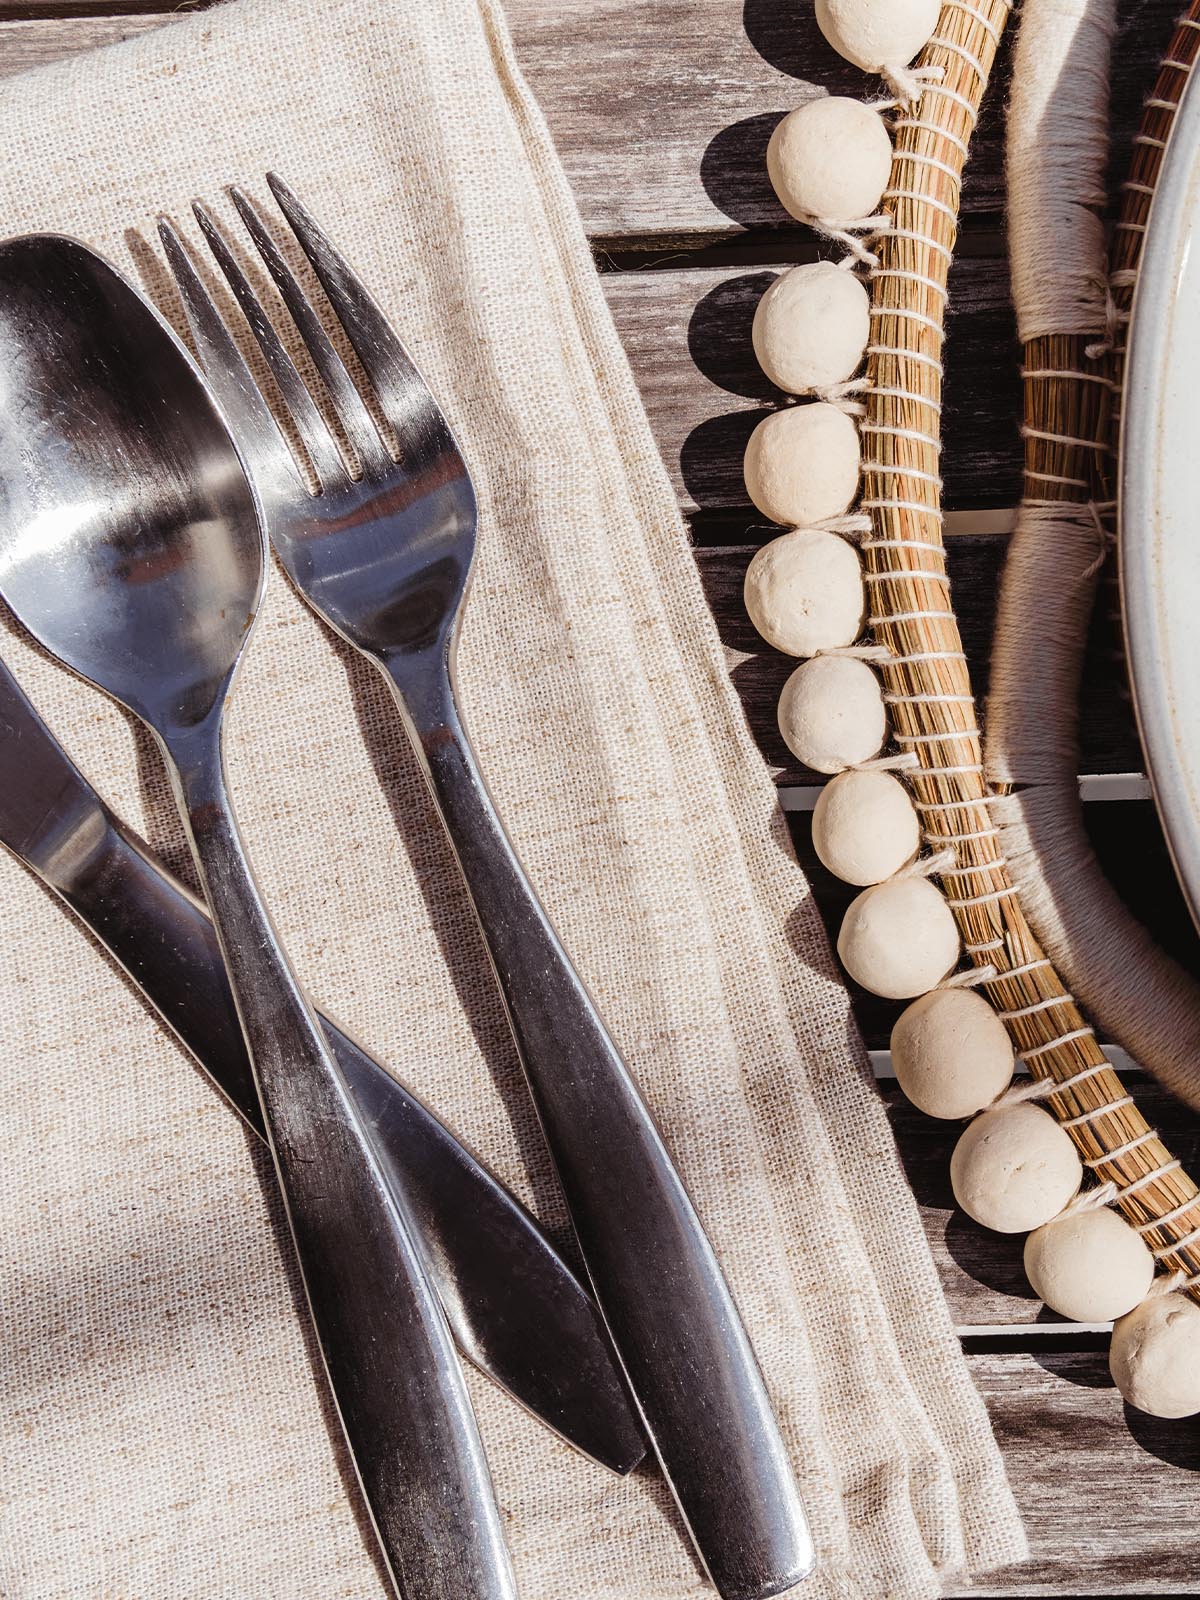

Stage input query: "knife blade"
[{"left": 0, "top": 652, "right": 643, "bottom": 1476}]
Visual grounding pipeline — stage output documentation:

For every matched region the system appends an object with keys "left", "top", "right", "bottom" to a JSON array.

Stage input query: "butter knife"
[{"left": 0, "top": 650, "right": 643, "bottom": 1476}]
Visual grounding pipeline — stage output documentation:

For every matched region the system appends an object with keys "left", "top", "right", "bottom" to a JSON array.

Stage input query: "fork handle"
[
  {"left": 395, "top": 672, "right": 814, "bottom": 1600},
  {"left": 167, "top": 723, "right": 515, "bottom": 1600}
]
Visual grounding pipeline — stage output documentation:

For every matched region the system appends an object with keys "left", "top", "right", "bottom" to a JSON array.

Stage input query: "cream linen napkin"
[{"left": 0, "top": 1, "right": 1026, "bottom": 1595}]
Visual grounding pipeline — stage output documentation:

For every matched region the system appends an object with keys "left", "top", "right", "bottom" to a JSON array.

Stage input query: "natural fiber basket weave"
[{"left": 864, "top": 0, "right": 1200, "bottom": 1291}]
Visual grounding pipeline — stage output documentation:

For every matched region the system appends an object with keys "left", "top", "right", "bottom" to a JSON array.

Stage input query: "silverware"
[
  {"left": 0, "top": 650, "right": 644, "bottom": 1476},
  {"left": 161, "top": 177, "right": 815, "bottom": 1600},
  {"left": 0, "top": 235, "right": 515, "bottom": 1600}
]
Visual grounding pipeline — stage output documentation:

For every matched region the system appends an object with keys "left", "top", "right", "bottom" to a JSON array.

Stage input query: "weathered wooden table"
[{"left": 7, "top": 0, "right": 1198, "bottom": 1591}]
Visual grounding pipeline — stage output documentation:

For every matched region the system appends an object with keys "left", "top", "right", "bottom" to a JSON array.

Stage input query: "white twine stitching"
[
  {"left": 892, "top": 846, "right": 958, "bottom": 881},
  {"left": 813, "top": 512, "right": 874, "bottom": 538},
  {"left": 928, "top": 29, "right": 989, "bottom": 80},
  {"left": 871, "top": 608, "right": 957, "bottom": 624},
  {"left": 808, "top": 212, "right": 893, "bottom": 267},
  {"left": 1059, "top": 1096, "right": 1136, "bottom": 1129},
  {"left": 883, "top": 690, "right": 974, "bottom": 704},
  {"left": 885, "top": 650, "right": 968, "bottom": 667},
  {"left": 1085, "top": 268, "right": 1139, "bottom": 358},
  {"left": 814, "top": 643, "right": 895, "bottom": 664},
  {"left": 996, "top": 992, "right": 1075, "bottom": 1022},
  {"left": 850, "top": 751, "right": 920, "bottom": 775},
  {"left": 892, "top": 114, "right": 971, "bottom": 163},
  {"left": 882, "top": 60, "right": 945, "bottom": 107},
  {"left": 944, "top": 883, "right": 1014, "bottom": 910},
  {"left": 863, "top": 569, "right": 952, "bottom": 587},
  {"left": 871, "top": 265, "right": 951, "bottom": 301},
  {"left": 995, "top": 955, "right": 1054, "bottom": 980},
  {"left": 860, "top": 536, "right": 945, "bottom": 553},
  {"left": 896, "top": 723, "right": 981, "bottom": 741},
  {"left": 811, "top": 377, "right": 872, "bottom": 414},
  {"left": 992, "top": 1077, "right": 1060, "bottom": 1109},
  {"left": 1057, "top": 1181, "right": 1121, "bottom": 1217},
  {"left": 1022, "top": 366, "right": 1119, "bottom": 389},
  {"left": 862, "top": 459, "right": 944, "bottom": 488},
  {"left": 867, "top": 342, "right": 944, "bottom": 373},
  {"left": 991, "top": 1058, "right": 1112, "bottom": 1112},
  {"left": 1147, "top": 1271, "right": 1190, "bottom": 1296},
  {"left": 1085, "top": 1129, "right": 1159, "bottom": 1168},
  {"left": 870, "top": 385, "right": 943, "bottom": 412},
  {"left": 936, "top": 963, "right": 1000, "bottom": 990},
  {"left": 884, "top": 185, "right": 959, "bottom": 224},
  {"left": 860, "top": 496, "right": 942, "bottom": 516},
  {"left": 1117, "top": 1162, "right": 1183, "bottom": 1204},
  {"left": 1137, "top": 1196, "right": 1200, "bottom": 1236},
  {"left": 1154, "top": 1224, "right": 1200, "bottom": 1259},
  {"left": 861, "top": 422, "right": 945, "bottom": 453},
  {"left": 1017, "top": 1026, "right": 1095, "bottom": 1061}
]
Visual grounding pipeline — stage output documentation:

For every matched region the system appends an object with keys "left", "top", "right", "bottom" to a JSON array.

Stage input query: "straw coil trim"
[
  {"left": 860, "top": 0, "right": 1200, "bottom": 1295},
  {"left": 984, "top": 0, "right": 1200, "bottom": 1114}
]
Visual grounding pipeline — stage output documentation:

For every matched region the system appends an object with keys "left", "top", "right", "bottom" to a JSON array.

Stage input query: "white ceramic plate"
[{"left": 1122, "top": 65, "right": 1200, "bottom": 933}]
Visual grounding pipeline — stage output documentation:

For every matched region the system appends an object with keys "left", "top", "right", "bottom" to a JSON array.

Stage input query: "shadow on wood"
[
  {"left": 741, "top": 0, "right": 859, "bottom": 84},
  {"left": 943, "top": 1214, "right": 1037, "bottom": 1303},
  {"left": 680, "top": 407, "right": 768, "bottom": 510},
  {"left": 686, "top": 271, "right": 782, "bottom": 400},
  {"left": 1123, "top": 1403, "right": 1200, "bottom": 1472},
  {"left": 699, "top": 112, "right": 793, "bottom": 230}
]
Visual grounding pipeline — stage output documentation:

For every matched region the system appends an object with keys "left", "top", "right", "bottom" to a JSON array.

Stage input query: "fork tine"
[
  {"left": 189, "top": 201, "right": 345, "bottom": 491},
  {"left": 158, "top": 216, "right": 304, "bottom": 494},
  {"left": 265, "top": 172, "right": 462, "bottom": 478},
  {"left": 227, "top": 185, "right": 393, "bottom": 480}
]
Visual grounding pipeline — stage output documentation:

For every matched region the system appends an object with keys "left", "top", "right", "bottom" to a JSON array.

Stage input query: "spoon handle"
[
  {"left": 168, "top": 728, "right": 515, "bottom": 1600},
  {"left": 393, "top": 674, "right": 813, "bottom": 1600}
]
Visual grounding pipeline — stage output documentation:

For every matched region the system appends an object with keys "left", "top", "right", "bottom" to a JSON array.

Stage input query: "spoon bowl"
[{"left": 0, "top": 235, "right": 262, "bottom": 732}]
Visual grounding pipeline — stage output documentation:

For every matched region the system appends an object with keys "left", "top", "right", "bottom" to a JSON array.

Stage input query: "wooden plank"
[
  {"left": 605, "top": 257, "right": 1023, "bottom": 517},
  {"left": 0, "top": 0, "right": 1184, "bottom": 245},
  {"left": 485, "top": 0, "right": 1188, "bottom": 244},
  {"left": 957, "top": 1351, "right": 1200, "bottom": 1595},
  {"left": 886, "top": 1083, "right": 1200, "bottom": 1330},
  {"left": 0, "top": 10, "right": 161, "bottom": 69}
]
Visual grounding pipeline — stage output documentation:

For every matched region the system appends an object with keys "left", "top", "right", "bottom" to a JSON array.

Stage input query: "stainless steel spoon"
[{"left": 0, "top": 234, "right": 515, "bottom": 1600}]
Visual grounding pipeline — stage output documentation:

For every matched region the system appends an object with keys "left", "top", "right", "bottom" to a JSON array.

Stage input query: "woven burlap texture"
[{"left": 0, "top": 1, "right": 1026, "bottom": 1594}]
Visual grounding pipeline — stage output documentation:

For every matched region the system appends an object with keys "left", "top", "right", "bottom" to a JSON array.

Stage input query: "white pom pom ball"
[
  {"left": 950, "top": 1104, "right": 1082, "bottom": 1234},
  {"left": 837, "top": 876, "right": 961, "bottom": 999},
  {"left": 744, "top": 526, "right": 864, "bottom": 657},
  {"left": 777, "top": 656, "right": 887, "bottom": 773},
  {"left": 744, "top": 403, "right": 861, "bottom": 529},
  {"left": 890, "top": 988, "right": 1014, "bottom": 1119},
  {"left": 1024, "top": 1208, "right": 1155, "bottom": 1324},
  {"left": 752, "top": 263, "right": 871, "bottom": 394},
  {"left": 767, "top": 97, "right": 894, "bottom": 223},
  {"left": 1110, "top": 1294, "right": 1200, "bottom": 1418},
  {"left": 815, "top": 0, "right": 941, "bottom": 73},
  {"left": 812, "top": 769, "right": 919, "bottom": 885}
]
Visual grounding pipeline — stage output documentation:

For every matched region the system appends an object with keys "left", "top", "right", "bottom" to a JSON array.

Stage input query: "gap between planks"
[{"left": 784, "top": 773, "right": 1153, "bottom": 813}]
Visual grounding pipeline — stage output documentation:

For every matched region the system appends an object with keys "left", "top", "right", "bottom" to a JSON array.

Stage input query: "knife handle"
[
  {"left": 398, "top": 672, "right": 815, "bottom": 1600},
  {"left": 37, "top": 800, "right": 643, "bottom": 1475},
  {"left": 53, "top": 815, "right": 258, "bottom": 1116}
]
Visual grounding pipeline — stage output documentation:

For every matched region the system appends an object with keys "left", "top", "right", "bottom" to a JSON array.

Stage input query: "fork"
[{"left": 159, "top": 177, "right": 814, "bottom": 1600}]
